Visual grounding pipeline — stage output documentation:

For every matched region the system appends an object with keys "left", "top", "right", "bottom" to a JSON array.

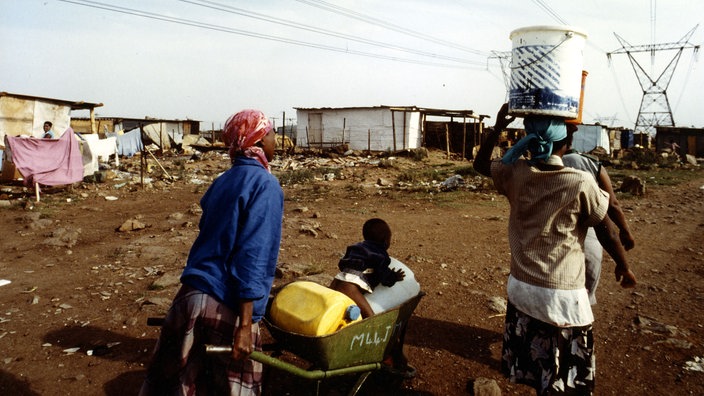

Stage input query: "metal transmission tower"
[
  {"left": 607, "top": 25, "right": 700, "bottom": 135},
  {"left": 594, "top": 113, "right": 619, "bottom": 127},
  {"left": 488, "top": 50, "right": 513, "bottom": 97}
]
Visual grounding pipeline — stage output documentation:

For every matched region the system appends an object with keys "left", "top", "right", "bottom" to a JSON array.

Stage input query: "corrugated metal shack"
[
  {"left": 573, "top": 124, "right": 611, "bottom": 154},
  {"left": 655, "top": 126, "right": 704, "bottom": 158},
  {"left": 295, "top": 105, "right": 487, "bottom": 157}
]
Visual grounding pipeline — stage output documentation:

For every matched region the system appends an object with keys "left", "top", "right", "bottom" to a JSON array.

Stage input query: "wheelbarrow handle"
[
  {"left": 205, "top": 345, "right": 232, "bottom": 354},
  {"left": 204, "top": 345, "right": 381, "bottom": 380}
]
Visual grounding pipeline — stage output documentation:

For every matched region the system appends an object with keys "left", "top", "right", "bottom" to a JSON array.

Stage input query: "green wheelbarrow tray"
[
  {"left": 264, "top": 291, "right": 424, "bottom": 371},
  {"left": 206, "top": 291, "right": 424, "bottom": 378}
]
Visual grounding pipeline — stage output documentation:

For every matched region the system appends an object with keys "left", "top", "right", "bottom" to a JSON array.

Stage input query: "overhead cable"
[
  {"left": 57, "top": 0, "right": 487, "bottom": 70},
  {"left": 295, "top": 0, "right": 491, "bottom": 57},
  {"left": 530, "top": 0, "right": 569, "bottom": 25},
  {"left": 180, "top": 0, "right": 485, "bottom": 66}
]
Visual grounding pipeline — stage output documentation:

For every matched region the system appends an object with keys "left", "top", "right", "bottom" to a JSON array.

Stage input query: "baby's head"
[{"left": 362, "top": 218, "right": 392, "bottom": 250}]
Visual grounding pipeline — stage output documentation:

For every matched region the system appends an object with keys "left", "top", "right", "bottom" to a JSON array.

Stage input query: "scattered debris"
[
  {"left": 468, "top": 377, "right": 502, "bottom": 396},
  {"left": 141, "top": 297, "right": 173, "bottom": 310},
  {"left": 654, "top": 338, "right": 693, "bottom": 349},
  {"left": 376, "top": 177, "right": 392, "bottom": 187},
  {"left": 634, "top": 314, "right": 681, "bottom": 336},
  {"left": 149, "top": 271, "right": 182, "bottom": 290},
  {"left": 42, "top": 227, "right": 81, "bottom": 248},
  {"left": 620, "top": 175, "right": 646, "bottom": 196},
  {"left": 684, "top": 356, "right": 704, "bottom": 372},
  {"left": 440, "top": 174, "right": 464, "bottom": 191},
  {"left": 188, "top": 203, "right": 203, "bottom": 215},
  {"left": 117, "top": 218, "right": 147, "bottom": 232},
  {"left": 487, "top": 296, "right": 507, "bottom": 314},
  {"left": 299, "top": 221, "right": 322, "bottom": 237},
  {"left": 86, "top": 342, "right": 121, "bottom": 358}
]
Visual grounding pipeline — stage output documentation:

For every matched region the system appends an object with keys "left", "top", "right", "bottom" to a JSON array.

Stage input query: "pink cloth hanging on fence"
[{"left": 6, "top": 128, "right": 84, "bottom": 186}]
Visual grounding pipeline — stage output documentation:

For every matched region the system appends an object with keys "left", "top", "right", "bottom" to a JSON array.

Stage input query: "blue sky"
[{"left": 1, "top": 0, "right": 702, "bottom": 131}]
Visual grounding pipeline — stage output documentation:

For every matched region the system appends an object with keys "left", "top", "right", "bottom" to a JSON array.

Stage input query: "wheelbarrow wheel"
[{"left": 359, "top": 366, "right": 414, "bottom": 395}]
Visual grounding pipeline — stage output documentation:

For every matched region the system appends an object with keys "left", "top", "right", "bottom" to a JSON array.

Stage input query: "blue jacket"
[
  {"left": 338, "top": 240, "right": 397, "bottom": 289},
  {"left": 181, "top": 156, "right": 283, "bottom": 322}
]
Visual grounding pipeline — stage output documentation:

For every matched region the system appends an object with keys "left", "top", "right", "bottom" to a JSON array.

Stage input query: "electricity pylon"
[
  {"left": 488, "top": 50, "right": 512, "bottom": 96},
  {"left": 607, "top": 25, "right": 700, "bottom": 135}
]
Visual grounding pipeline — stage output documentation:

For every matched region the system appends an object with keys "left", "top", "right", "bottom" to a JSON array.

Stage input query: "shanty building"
[
  {"left": 655, "top": 126, "right": 704, "bottom": 158},
  {"left": 0, "top": 92, "right": 102, "bottom": 181},
  {"left": 295, "top": 105, "right": 487, "bottom": 158},
  {"left": 71, "top": 117, "right": 200, "bottom": 150},
  {"left": 0, "top": 91, "right": 102, "bottom": 139}
]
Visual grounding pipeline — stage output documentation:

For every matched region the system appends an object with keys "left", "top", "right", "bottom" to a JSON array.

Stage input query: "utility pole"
[{"left": 607, "top": 25, "right": 700, "bottom": 135}]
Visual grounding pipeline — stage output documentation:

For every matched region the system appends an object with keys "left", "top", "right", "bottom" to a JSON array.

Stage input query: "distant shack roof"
[
  {"left": 294, "top": 105, "right": 488, "bottom": 120},
  {"left": 71, "top": 116, "right": 201, "bottom": 123},
  {"left": 656, "top": 125, "right": 704, "bottom": 135},
  {"left": 0, "top": 91, "right": 103, "bottom": 111}
]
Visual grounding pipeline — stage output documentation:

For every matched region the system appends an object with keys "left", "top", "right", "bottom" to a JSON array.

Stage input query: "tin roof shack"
[
  {"left": 419, "top": 108, "right": 487, "bottom": 159},
  {"left": 0, "top": 92, "right": 102, "bottom": 140},
  {"left": 71, "top": 117, "right": 200, "bottom": 150},
  {"left": 573, "top": 123, "right": 611, "bottom": 155},
  {"left": 655, "top": 126, "right": 704, "bottom": 159},
  {"left": 295, "top": 105, "right": 484, "bottom": 156},
  {"left": 633, "top": 132, "right": 652, "bottom": 149},
  {"left": 609, "top": 128, "right": 635, "bottom": 152}
]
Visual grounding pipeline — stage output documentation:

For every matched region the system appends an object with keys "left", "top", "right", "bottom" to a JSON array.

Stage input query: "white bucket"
[
  {"left": 508, "top": 25, "right": 588, "bottom": 119},
  {"left": 364, "top": 257, "right": 420, "bottom": 314}
]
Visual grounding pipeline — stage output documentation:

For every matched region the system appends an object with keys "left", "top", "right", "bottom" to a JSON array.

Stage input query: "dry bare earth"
[{"left": 0, "top": 149, "right": 702, "bottom": 395}]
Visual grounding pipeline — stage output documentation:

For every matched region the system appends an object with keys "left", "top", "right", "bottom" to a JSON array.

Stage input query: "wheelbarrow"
[{"left": 206, "top": 291, "right": 425, "bottom": 396}]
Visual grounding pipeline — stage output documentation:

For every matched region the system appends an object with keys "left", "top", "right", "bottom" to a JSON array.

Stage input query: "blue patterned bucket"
[{"left": 509, "top": 25, "right": 587, "bottom": 119}]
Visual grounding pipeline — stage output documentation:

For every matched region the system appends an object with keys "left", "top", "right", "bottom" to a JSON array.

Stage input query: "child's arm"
[
  {"left": 381, "top": 267, "right": 405, "bottom": 287},
  {"left": 379, "top": 266, "right": 406, "bottom": 287},
  {"left": 594, "top": 215, "right": 637, "bottom": 288},
  {"left": 597, "top": 168, "right": 635, "bottom": 250}
]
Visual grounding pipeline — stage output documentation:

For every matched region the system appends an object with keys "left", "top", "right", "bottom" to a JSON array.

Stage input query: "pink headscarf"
[{"left": 222, "top": 109, "right": 273, "bottom": 170}]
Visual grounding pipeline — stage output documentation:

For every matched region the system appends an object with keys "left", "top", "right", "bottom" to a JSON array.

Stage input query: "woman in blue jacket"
[{"left": 140, "top": 109, "right": 283, "bottom": 396}]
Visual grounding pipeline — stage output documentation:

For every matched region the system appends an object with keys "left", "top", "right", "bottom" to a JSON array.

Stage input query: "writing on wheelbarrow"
[{"left": 349, "top": 321, "right": 403, "bottom": 350}]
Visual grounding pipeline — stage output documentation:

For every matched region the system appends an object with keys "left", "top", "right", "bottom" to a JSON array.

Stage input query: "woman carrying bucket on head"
[{"left": 472, "top": 26, "right": 638, "bottom": 396}]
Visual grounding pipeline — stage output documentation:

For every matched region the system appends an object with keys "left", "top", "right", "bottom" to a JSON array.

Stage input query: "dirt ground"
[{"left": 0, "top": 148, "right": 703, "bottom": 396}]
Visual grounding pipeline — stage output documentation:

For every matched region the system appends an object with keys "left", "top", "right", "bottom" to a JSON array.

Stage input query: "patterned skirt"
[
  {"left": 139, "top": 285, "right": 263, "bottom": 396},
  {"left": 501, "top": 300, "right": 595, "bottom": 395}
]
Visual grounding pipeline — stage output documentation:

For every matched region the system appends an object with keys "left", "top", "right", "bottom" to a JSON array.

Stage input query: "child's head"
[{"left": 362, "top": 218, "right": 392, "bottom": 249}]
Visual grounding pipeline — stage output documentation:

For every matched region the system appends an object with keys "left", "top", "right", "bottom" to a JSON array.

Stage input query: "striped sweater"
[{"left": 491, "top": 157, "right": 609, "bottom": 290}]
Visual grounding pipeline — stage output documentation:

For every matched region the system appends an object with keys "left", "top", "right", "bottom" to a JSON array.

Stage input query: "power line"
[
  {"left": 180, "top": 0, "right": 486, "bottom": 66},
  {"left": 650, "top": 0, "right": 657, "bottom": 46},
  {"left": 295, "top": 0, "right": 491, "bottom": 57},
  {"left": 57, "top": 0, "right": 488, "bottom": 70},
  {"left": 530, "top": 0, "right": 569, "bottom": 25}
]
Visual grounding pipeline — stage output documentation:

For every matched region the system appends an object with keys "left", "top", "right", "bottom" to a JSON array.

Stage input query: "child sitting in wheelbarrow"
[
  {"left": 330, "top": 218, "right": 417, "bottom": 378},
  {"left": 330, "top": 218, "right": 405, "bottom": 318}
]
